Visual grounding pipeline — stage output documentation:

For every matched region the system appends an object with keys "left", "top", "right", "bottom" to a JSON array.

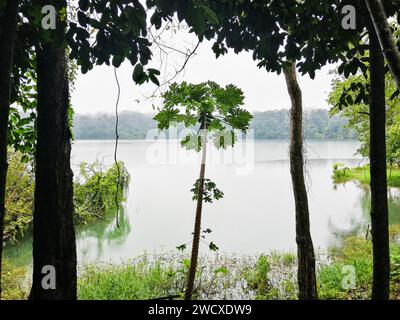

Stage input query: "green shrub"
[
  {"left": 4, "top": 152, "right": 34, "bottom": 242},
  {"left": 319, "top": 235, "right": 400, "bottom": 299},
  {"left": 4, "top": 152, "right": 130, "bottom": 242},
  {"left": 329, "top": 236, "right": 372, "bottom": 262},
  {"left": 390, "top": 224, "right": 400, "bottom": 242},
  {"left": 321, "top": 236, "right": 373, "bottom": 299},
  {"left": 390, "top": 245, "right": 400, "bottom": 299},
  {"left": 244, "top": 255, "right": 277, "bottom": 299},
  {"left": 73, "top": 160, "right": 130, "bottom": 224},
  {"left": 1, "top": 260, "right": 28, "bottom": 300}
]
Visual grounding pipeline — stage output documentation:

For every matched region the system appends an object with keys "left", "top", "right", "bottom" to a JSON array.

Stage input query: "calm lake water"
[{"left": 5, "top": 139, "right": 400, "bottom": 266}]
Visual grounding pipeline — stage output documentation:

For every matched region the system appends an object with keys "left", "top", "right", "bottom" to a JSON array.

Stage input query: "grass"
[
  {"left": 78, "top": 258, "right": 184, "bottom": 300},
  {"left": 318, "top": 227, "right": 400, "bottom": 300},
  {"left": 77, "top": 228, "right": 400, "bottom": 300},
  {"left": 3, "top": 227, "right": 400, "bottom": 300},
  {"left": 77, "top": 252, "right": 298, "bottom": 300},
  {"left": 332, "top": 163, "right": 400, "bottom": 187},
  {"left": 318, "top": 236, "right": 374, "bottom": 299}
]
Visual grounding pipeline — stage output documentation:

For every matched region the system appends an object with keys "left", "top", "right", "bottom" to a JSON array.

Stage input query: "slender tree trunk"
[
  {"left": 0, "top": 0, "right": 20, "bottom": 300},
  {"left": 185, "top": 126, "right": 207, "bottom": 300},
  {"left": 29, "top": 0, "right": 77, "bottom": 300},
  {"left": 365, "top": 0, "right": 400, "bottom": 91},
  {"left": 368, "top": 22, "right": 390, "bottom": 300},
  {"left": 283, "top": 62, "right": 318, "bottom": 300}
]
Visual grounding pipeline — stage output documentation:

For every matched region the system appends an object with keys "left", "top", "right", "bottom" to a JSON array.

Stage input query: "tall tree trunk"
[
  {"left": 29, "top": 0, "right": 77, "bottom": 300},
  {"left": 185, "top": 126, "right": 207, "bottom": 300},
  {"left": 368, "top": 22, "right": 390, "bottom": 300},
  {"left": 365, "top": 0, "right": 400, "bottom": 91},
  {"left": 0, "top": 0, "right": 20, "bottom": 300},
  {"left": 283, "top": 62, "right": 318, "bottom": 300}
]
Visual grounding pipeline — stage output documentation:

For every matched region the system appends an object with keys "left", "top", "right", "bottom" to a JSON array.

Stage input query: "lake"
[{"left": 5, "top": 139, "right": 400, "bottom": 266}]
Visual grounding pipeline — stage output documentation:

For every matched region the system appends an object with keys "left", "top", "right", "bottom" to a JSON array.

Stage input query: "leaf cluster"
[{"left": 154, "top": 81, "right": 252, "bottom": 151}]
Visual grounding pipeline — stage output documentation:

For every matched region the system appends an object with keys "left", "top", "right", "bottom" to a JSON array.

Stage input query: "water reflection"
[
  {"left": 4, "top": 207, "right": 131, "bottom": 267},
  {"left": 327, "top": 182, "right": 400, "bottom": 243},
  {"left": 76, "top": 208, "right": 132, "bottom": 264}
]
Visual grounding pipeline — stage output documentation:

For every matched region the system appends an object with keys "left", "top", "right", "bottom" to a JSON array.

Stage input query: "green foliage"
[
  {"left": 176, "top": 244, "right": 187, "bottom": 251},
  {"left": 246, "top": 255, "right": 271, "bottom": 297},
  {"left": 243, "top": 254, "right": 295, "bottom": 300},
  {"left": 149, "top": 0, "right": 372, "bottom": 78},
  {"left": 57, "top": 229, "right": 400, "bottom": 300},
  {"left": 332, "top": 163, "right": 350, "bottom": 181},
  {"left": 391, "top": 245, "right": 400, "bottom": 299},
  {"left": 318, "top": 236, "right": 373, "bottom": 299},
  {"left": 68, "top": 1, "right": 150, "bottom": 74},
  {"left": 318, "top": 235, "right": 400, "bottom": 299},
  {"left": 154, "top": 81, "right": 252, "bottom": 150},
  {"left": 269, "top": 251, "right": 296, "bottom": 267},
  {"left": 4, "top": 151, "right": 34, "bottom": 242},
  {"left": 329, "top": 236, "right": 373, "bottom": 262},
  {"left": 190, "top": 179, "right": 224, "bottom": 203},
  {"left": 0, "top": 260, "right": 28, "bottom": 300},
  {"left": 390, "top": 225, "right": 400, "bottom": 242},
  {"left": 155, "top": 81, "right": 251, "bottom": 267},
  {"left": 4, "top": 153, "right": 130, "bottom": 242},
  {"left": 148, "top": 0, "right": 220, "bottom": 37},
  {"left": 78, "top": 260, "right": 183, "bottom": 300},
  {"left": 8, "top": 48, "right": 78, "bottom": 162},
  {"left": 68, "top": 0, "right": 222, "bottom": 82},
  {"left": 329, "top": 65, "right": 400, "bottom": 163},
  {"left": 332, "top": 164, "right": 400, "bottom": 188},
  {"left": 208, "top": 242, "right": 219, "bottom": 252},
  {"left": 245, "top": 255, "right": 269, "bottom": 299},
  {"left": 74, "top": 160, "right": 130, "bottom": 224},
  {"left": 77, "top": 253, "right": 294, "bottom": 300},
  {"left": 214, "top": 266, "right": 229, "bottom": 275},
  {"left": 318, "top": 264, "right": 358, "bottom": 299},
  {"left": 8, "top": 67, "right": 37, "bottom": 163}
]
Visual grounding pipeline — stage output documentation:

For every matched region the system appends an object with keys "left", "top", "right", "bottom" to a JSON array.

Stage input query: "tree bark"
[
  {"left": 29, "top": 0, "right": 77, "bottom": 300},
  {"left": 368, "top": 22, "right": 390, "bottom": 300},
  {"left": 365, "top": 0, "right": 400, "bottom": 91},
  {"left": 283, "top": 62, "right": 318, "bottom": 300},
  {"left": 185, "top": 126, "right": 207, "bottom": 300},
  {"left": 0, "top": 0, "right": 20, "bottom": 300}
]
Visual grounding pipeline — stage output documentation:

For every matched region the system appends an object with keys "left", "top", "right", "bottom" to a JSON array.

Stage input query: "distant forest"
[{"left": 73, "top": 109, "right": 357, "bottom": 140}]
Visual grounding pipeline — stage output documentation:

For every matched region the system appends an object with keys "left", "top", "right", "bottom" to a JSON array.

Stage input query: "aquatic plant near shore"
[
  {"left": 73, "top": 160, "right": 130, "bottom": 224},
  {"left": 332, "top": 164, "right": 400, "bottom": 188}
]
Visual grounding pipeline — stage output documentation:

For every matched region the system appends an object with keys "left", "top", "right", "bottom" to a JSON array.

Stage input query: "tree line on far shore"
[{"left": 73, "top": 109, "right": 356, "bottom": 141}]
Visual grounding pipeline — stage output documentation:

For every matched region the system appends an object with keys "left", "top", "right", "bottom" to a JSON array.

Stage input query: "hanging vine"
[{"left": 113, "top": 67, "right": 121, "bottom": 228}]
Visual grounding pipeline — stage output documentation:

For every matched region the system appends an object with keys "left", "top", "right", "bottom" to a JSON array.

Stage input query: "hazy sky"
[{"left": 71, "top": 29, "right": 337, "bottom": 115}]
